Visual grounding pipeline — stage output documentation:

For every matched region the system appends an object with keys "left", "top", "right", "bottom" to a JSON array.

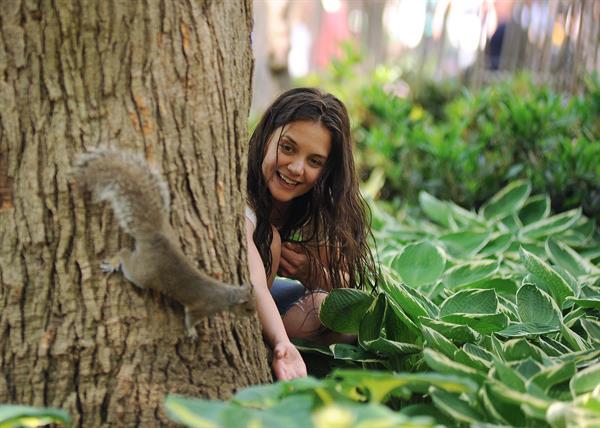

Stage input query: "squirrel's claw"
[{"left": 100, "top": 258, "right": 121, "bottom": 273}]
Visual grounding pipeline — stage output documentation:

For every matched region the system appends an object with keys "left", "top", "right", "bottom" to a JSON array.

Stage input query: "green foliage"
[
  {"left": 164, "top": 371, "right": 474, "bottom": 428},
  {"left": 166, "top": 182, "right": 600, "bottom": 427},
  {"left": 0, "top": 405, "right": 70, "bottom": 428},
  {"left": 299, "top": 49, "right": 600, "bottom": 222}
]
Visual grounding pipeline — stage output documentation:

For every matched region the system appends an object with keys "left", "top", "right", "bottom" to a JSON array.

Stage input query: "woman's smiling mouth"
[{"left": 277, "top": 171, "right": 300, "bottom": 186}]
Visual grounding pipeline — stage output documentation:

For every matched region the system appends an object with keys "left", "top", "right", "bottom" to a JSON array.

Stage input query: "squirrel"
[{"left": 73, "top": 148, "right": 254, "bottom": 338}]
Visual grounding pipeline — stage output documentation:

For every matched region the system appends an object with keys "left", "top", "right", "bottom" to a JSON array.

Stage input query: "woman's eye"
[
  {"left": 309, "top": 157, "right": 324, "bottom": 167},
  {"left": 280, "top": 143, "right": 294, "bottom": 154}
]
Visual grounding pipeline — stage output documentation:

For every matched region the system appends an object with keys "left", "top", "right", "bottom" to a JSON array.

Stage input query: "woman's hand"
[
  {"left": 278, "top": 242, "right": 311, "bottom": 284},
  {"left": 272, "top": 341, "right": 307, "bottom": 381}
]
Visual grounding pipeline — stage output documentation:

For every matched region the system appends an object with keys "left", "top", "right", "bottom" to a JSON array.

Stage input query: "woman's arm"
[{"left": 246, "top": 217, "right": 306, "bottom": 380}]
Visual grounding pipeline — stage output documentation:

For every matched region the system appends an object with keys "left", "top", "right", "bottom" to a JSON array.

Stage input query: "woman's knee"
[
  {"left": 282, "top": 291, "right": 356, "bottom": 345},
  {"left": 282, "top": 292, "right": 327, "bottom": 340}
]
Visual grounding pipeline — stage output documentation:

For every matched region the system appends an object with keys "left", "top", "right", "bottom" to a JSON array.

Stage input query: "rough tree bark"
[{"left": 0, "top": 0, "right": 272, "bottom": 426}]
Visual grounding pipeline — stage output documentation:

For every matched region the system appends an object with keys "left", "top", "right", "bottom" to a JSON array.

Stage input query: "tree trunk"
[{"left": 0, "top": 0, "right": 271, "bottom": 426}]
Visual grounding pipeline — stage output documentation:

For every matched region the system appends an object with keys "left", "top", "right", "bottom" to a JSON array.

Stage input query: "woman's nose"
[{"left": 287, "top": 158, "right": 304, "bottom": 176}]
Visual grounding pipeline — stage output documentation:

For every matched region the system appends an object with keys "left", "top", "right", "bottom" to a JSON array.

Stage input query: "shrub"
[{"left": 299, "top": 50, "right": 600, "bottom": 222}]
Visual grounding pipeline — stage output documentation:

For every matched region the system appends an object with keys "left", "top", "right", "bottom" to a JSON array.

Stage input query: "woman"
[{"left": 246, "top": 88, "right": 377, "bottom": 380}]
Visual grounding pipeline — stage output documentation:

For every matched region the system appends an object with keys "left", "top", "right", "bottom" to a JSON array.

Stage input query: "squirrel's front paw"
[
  {"left": 100, "top": 257, "right": 121, "bottom": 273},
  {"left": 186, "top": 326, "right": 199, "bottom": 341}
]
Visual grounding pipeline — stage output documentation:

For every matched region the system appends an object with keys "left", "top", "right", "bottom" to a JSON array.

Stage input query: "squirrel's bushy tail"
[{"left": 74, "top": 148, "right": 170, "bottom": 238}]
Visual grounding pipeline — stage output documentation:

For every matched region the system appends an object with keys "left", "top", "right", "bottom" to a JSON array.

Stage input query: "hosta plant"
[{"left": 165, "top": 180, "right": 599, "bottom": 427}]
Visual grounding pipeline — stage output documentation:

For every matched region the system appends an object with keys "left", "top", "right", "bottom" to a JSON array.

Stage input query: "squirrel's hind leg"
[{"left": 184, "top": 306, "right": 200, "bottom": 339}]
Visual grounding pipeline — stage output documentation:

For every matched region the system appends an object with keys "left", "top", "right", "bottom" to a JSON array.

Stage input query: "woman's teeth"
[{"left": 278, "top": 171, "right": 298, "bottom": 185}]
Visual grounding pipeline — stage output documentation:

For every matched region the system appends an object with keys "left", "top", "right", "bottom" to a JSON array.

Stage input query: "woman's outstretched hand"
[
  {"left": 272, "top": 341, "right": 307, "bottom": 381},
  {"left": 278, "top": 242, "right": 311, "bottom": 284}
]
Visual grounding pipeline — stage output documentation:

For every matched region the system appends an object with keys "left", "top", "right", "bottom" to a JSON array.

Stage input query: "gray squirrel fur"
[{"left": 73, "top": 148, "right": 254, "bottom": 338}]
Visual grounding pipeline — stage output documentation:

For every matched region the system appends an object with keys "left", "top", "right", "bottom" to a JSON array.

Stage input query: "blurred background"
[
  {"left": 252, "top": 0, "right": 599, "bottom": 111},
  {"left": 250, "top": 0, "right": 600, "bottom": 222}
]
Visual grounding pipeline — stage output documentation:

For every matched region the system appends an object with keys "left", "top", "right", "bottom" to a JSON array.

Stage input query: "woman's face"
[{"left": 262, "top": 120, "right": 332, "bottom": 205}]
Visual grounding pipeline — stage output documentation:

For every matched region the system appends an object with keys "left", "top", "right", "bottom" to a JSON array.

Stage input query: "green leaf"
[
  {"left": 442, "top": 313, "right": 509, "bottom": 334},
  {"left": 419, "top": 191, "right": 451, "bottom": 227},
  {"left": 385, "top": 298, "right": 421, "bottom": 340},
  {"left": 503, "top": 338, "right": 545, "bottom": 362},
  {"left": 518, "top": 194, "right": 550, "bottom": 226},
  {"left": 546, "top": 238, "right": 596, "bottom": 277},
  {"left": 530, "top": 361, "right": 576, "bottom": 391},
  {"left": 380, "top": 277, "right": 430, "bottom": 322},
  {"left": 478, "top": 232, "right": 513, "bottom": 257},
  {"left": 456, "top": 277, "right": 518, "bottom": 297},
  {"left": 560, "top": 323, "right": 589, "bottom": 352},
  {"left": 320, "top": 289, "right": 374, "bottom": 334},
  {"left": 481, "top": 383, "right": 522, "bottom": 426},
  {"left": 570, "top": 362, "right": 600, "bottom": 396},
  {"left": 463, "top": 343, "right": 494, "bottom": 363},
  {"left": 332, "top": 369, "right": 477, "bottom": 403},
  {"left": 313, "top": 403, "right": 420, "bottom": 428},
  {"left": 520, "top": 208, "right": 582, "bottom": 240},
  {"left": 400, "top": 404, "right": 454, "bottom": 426},
  {"left": 581, "top": 318, "right": 600, "bottom": 344},
  {"left": 391, "top": 241, "right": 446, "bottom": 288},
  {"left": 448, "top": 202, "right": 487, "bottom": 229},
  {"left": 539, "top": 336, "right": 572, "bottom": 356},
  {"left": 516, "top": 283, "right": 562, "bottom": 327},
  {"left": 438, "top": 231, "right": 491, "bottom": 258},
  {"left": 563, "top": 307, "right": 587, "bottom": 327},
  {"left": 429, "top": 389, "right": 485, "bottom": 424},
  {"left": 499, "top": 322, "right": 560, "bottom": 337},
  {"left": 164, "top": 396, "right": 229, "bottom": 428},
  {"left": 519, "top": 247, "right": 574, "bottom": 307},
  {"left": 292, "top": 340, "right": 334, "bottom": 357},
  {"left": 227, "top": 398, "right": 313, "bottom": 428},
  {"left": 0, "top": 405, "right": 71, "bottom": 428},
  {"left": 358, "top": 293, "right": 387, "bottom": 344},
  {"left": 453, "top": 349, "right": 490, "bottom": 372},
  {"left": 566, "top": 296, "right": 600, "bottom": 310},
  {"left": 481, "top": 180, "right": 531, "bottom": 220},
  {"left": 233, "top": 383, "right": 287, "bottom": 407},
  {"left": 515, "top": 357, "right": 543, "bottom": 379},
  {"left": 439, "top": 289, "right": 498, "bottom": 316},
  {"left": 362, "top": 337, "right": 421, "bottom": 357},
  {"left": 422, "top": 348, "right": 485, "bottom": 383},
  {"left": 421, "top": 326, "right": 458, "bottom": 359},
  {"left": 419, "top": 317, "right": 480, "bottom": 344},
  {"left": 443, "top": 260, "right": 499, "bottom": 289},
  {"left": 486, "top": 379, "right": 551, "bottom": 415},
  {"left": 165, "top": 395, "right": 315, "bottom": 428},
  {"left": 501, "top": 213, "right": 523, "bottom": 233},
  {"left": 494, "top": 358, "right": 526, "bottom": 392},
  {"left": 330, "top": 344, "right": 381, "bottom": 363}
]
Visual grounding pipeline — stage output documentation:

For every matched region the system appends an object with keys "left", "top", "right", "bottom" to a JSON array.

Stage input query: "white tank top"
[{"left": 245, "top": 205, "right": 257, "bottom": 227}]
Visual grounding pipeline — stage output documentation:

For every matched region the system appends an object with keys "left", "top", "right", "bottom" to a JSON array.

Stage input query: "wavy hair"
[{"left": 247, "top": 87, "right": 377, "bottom": 291}]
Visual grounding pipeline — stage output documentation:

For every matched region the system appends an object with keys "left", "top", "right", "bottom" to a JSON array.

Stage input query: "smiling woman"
[
  {"left": 245, "top": 87, "right": 378, "bottom": 381},
  {"left": 262, "top": 120, "right": 331, "bottom": 204}
]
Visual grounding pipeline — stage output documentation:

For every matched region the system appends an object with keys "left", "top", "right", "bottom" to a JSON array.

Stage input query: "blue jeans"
[{"left": 270, "top": 278, "right": 306, "bottom": 315}]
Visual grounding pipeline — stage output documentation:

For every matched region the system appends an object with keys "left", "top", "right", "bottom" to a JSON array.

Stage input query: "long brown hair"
[{"left": 247, "top": 88, "right": 377, "bottom": 291}]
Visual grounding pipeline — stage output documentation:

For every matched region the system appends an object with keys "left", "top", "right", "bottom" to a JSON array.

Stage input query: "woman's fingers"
[
  {"left": 281, "top": 244, "right": 304, "bottom": 266},
  {"left": 278, "top": 256, "right": 294, "bottom": 277},
  {"left": 282, "top": 241, "right": 302, "bottom": 252}
]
